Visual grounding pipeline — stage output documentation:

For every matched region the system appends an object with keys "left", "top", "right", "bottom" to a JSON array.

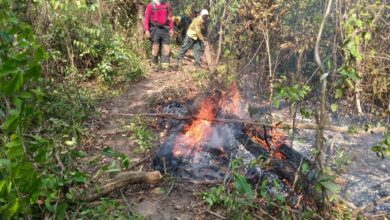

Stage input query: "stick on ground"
[{"left": 76, "top": 171, "right": 162, "bottom": 202}]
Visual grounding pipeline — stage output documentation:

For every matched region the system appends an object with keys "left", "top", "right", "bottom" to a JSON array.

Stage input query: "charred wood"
[{"left": 241, "top": 137, "right": 317, "bottom": 195}]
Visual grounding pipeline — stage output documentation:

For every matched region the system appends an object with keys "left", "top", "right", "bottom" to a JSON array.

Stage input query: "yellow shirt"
[{"left": 187, "top": 16, "right": 205, "bottom": 41}]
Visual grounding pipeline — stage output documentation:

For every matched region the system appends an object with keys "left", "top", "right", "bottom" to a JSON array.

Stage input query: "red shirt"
[{"left": 144, "top": 2, "right": 173, "bottom": 31}]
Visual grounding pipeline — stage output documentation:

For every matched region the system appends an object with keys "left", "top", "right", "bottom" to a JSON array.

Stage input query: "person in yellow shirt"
[{"left": 175, "top": 9, "right": 209, "bottom": 68}]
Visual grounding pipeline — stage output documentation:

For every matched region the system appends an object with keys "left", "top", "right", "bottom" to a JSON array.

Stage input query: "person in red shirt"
[{"left": 144, "top": 0, "right": 174, "bottom": 71}]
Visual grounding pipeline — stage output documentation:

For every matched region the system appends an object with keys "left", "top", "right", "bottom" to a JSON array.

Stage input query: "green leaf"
[
  {"left": 25, "top": 65, "right": 41, "bottom": 80},
  {"left": 2, "top": 72, "right": 24, "bottom": 94},
  {"left": 0, "top": 62, "right": 18, "bottom": 77},
  {"left": 8, "top": 199, "right": 19, "bottom": 216},
  {"left": 55, "top": 202, "right": 67, "bottom": 220},
  {"left": 102, "top": 147, "right": 115, "bottom": 157},
  {"left": 105, "top": 168, "right": 121, "bottom": 173},
  {"left": 1, "top": 110, "right": 20, "bottom": 132},
  {"left": 355, "top": 19, "right": 363, "bottom": 28},
  {"left": 364, "top": 32, "right": 372, "bottom": 41},
  {"left": 331, "top": 104, "right": 338, "bottom": 112},
  {"left": 19, "top": 91, "right": 32, "bottom": 99},
  {"left": 34, "top": 47, "right": 49, "bottom": 61},
  {"left": 320, "top": 181, "right": 340, "bottom": 194},
  {"left": 273, "top": 99, "right": 280, "bottom": 108},
  {"left": 122, "top": 157, "right": 130, "bottom": 169},
  {"left": 347, "top": 125, "right": 359, "bottom": 134},
  {"left": 72, "top": 172, "right": 87, "bottom": 183},
  {"left": 0, "top": 180, "right": 8, "bottom": 193},
  {"left": 301, "top": 163, "right": 309, "bottom": 175},
  {"left": 335, "top": 89, "right": 343, "bottom": 99},
  {"left": 0, "top": 159, "right": 11, "bottom": 169},
  {"left": 234, "top": 174, "right": 253, "bottom": 200},
  {"left": 70, "top": 150, "right": 87, "bottom": 158},
  {"left": 275, "top": 194, "right": 285, "bottom": 203}
]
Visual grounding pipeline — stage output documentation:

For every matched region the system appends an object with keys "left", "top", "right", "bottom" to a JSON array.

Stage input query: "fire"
[
  {"left": 171, "top": 84, "right": 286, "bottom": 159},
  {"left": 172, "top": 85, "right": 243, "bottom": 157},
  {"left": 246, "top": 126, "right": 286, "bottom": 154},
  {"left": 173, "top": 98, "right": 215, "bottom": 157}
]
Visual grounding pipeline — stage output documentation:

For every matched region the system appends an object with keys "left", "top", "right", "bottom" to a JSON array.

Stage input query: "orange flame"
[
  {"left": 173, "top": 98, "right": 215, "bottom": 157},
  {"left": 172, "top": 84, "right": 243, "bottom": 157},
  {"left": 246, "top": 126, "right": 286, "bottom": 155}
]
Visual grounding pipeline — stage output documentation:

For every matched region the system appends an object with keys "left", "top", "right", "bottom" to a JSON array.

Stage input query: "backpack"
[{"left": 150, "top": 1, "right": 171, "bottom": 26}]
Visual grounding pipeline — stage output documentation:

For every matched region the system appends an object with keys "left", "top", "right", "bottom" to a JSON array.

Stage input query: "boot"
[{"left": 151, "top": 56, "right": 159, "bottom": 72}]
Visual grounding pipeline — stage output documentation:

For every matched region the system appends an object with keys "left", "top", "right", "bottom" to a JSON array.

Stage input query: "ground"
[
  {"left": 79, "top": 57, "right": 389, "bottom": 219},
  {"left": 81, "top": 60, "right": 215, "bottom": 219}
]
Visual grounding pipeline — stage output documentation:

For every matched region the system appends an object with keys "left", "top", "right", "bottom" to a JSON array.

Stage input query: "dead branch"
[
  {"left": 127, "top": 152, "right": 154, "bottom": 171},
  {"left": 206, "top": 210, "right": 226, "bottom": 219},
  {"left": 162, "top": 180, "right": 175, "bottom": 200},
  {"left": 114, "top": 113, "right": 387, "bottom": 134},
  {"left": 76, "top": 171, "right": 162, "bottom": 202}
]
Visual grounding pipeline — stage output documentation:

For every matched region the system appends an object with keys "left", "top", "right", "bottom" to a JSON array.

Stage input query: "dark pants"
[
  {"left": 176, "top": 35, "right": 202, "bottom": 64},
  {"left": 150, "top": 25, "right": 170, "bottom": 64}
]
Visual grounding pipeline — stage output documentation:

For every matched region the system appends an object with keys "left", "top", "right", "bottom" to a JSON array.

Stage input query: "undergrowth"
[
  {"left": 0, "top": 1, "right": 144, "bottom": 218},
  {"left": 201, "top": 159, "right": 352, "bottom": 219}
]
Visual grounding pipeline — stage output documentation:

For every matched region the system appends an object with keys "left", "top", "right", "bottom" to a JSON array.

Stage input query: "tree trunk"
[
  {"left": 355, "top": 43, "right": 364, "bottom": 115},
  {"left": 136, "top": 0, "right": 146, "bottom": 54},
  {"left": 314, "top": 0, "right": 333, "bottom": 170},
  {"left": 215, "top": 2, "right": 228, "bottom": 67},
  {"left": 263, "top": 27, "right": 274, "bottom": 124}
]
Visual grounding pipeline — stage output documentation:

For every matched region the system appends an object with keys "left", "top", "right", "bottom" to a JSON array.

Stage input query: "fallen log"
[
  {"left": 114, "top": 113, "right": 387, "bottom": 134},
  {"left": 76, "top": 171, "right": 162, "bottom": 202}
]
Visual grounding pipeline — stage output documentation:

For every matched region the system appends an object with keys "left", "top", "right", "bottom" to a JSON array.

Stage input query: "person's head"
[
  {"left": 191, "top": 8, "right": 201, "bottom": 18},
  {"left": 200, "top": 9, "right": 209, "bottom": 22}
]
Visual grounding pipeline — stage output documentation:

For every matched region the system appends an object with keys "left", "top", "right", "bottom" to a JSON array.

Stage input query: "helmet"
[{"left": 200, "top": 9, "right": 209, "bottom": 16}]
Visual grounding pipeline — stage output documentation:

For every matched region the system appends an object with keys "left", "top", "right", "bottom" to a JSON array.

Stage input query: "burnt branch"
[{"left": 114, "top": 113, "right": 387, "bottom": 134}]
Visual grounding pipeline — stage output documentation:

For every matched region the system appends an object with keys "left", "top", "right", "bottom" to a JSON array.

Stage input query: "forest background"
[{"left": 0, "top": 0, "right": 389, "bottom": 219}]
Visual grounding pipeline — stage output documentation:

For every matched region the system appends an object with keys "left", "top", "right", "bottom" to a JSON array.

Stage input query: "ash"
[
  {"left": 161, "top": 102, "right": 188, "bottom": 116},
  {"left": 153, "top": 102, "right": 290, "bottom": 197}
]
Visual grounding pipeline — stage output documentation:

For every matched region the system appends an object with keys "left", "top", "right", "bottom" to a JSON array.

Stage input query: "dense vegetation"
[{"left": 0, "top": 0, "right": 388, "bottom": 219}]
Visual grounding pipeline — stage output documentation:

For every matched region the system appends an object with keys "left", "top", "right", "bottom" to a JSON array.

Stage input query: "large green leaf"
[
  {"left": 1, "top": 109, "right": 20, "bottom": 132},
  {"left": 0, "top": 61, "right": 18, "bottom": 77},
  {"left": 8, "top": 199, "right": 19, "bottom": 216},
  {"left": 34, "top": 47, "right": 49, "bottom": 61},
  {"left": 320, "top": 181, "right": 340, "bottom": 194},
  {"left": 234, "top": 173, "right": 253, "bottom": 200},
  {"left": 25, "top": 65, "right": 41, "bottom": 80},
  {"left": 54, "top": 202, "right": 67, "bottom": 220},
  {"left": 2, "top": 72, "right": 24, "bottom": 94}
]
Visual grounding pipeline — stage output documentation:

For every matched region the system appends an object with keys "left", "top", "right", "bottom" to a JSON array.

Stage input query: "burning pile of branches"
[{"left": 152, "top": 85, "right": 317, "bottom": 193}]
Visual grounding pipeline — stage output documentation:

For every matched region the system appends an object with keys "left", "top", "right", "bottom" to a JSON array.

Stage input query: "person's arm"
[
  {"left": 144, "top": 4, "right": 152, "bottom": 31},
  {"left": 167, "top": 3, "right": 173, "bottom": 31},
  {"left": 195, "top": 21, "right": 205, "bottom": 42}
]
